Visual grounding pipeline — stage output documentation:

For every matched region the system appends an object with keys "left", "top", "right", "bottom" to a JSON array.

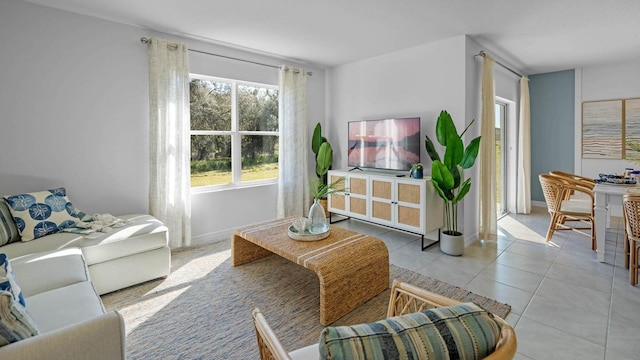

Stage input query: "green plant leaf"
[
  {"left": 311, "top": 123, "right": 323, "bottom": 154},
  {"left": 443, "top": 132, "right": 463, "bottom": 168},
  {"left": 424, "top": 135, "right": 440, "bottom": 162},
  {"left": 431, "top": 160, "right": 454, "bottom": 191},
  {"left": 311, "top": 176, "right": 345, "bottom": 199},
  {"left": 431, "top": 180, "right": 452, "bottom": 203},
  {"left": 450, "top": 165, "right": 461, "bottom": 189},
  {"left": 316, "top": 142, "right": 333, "bottom": 176},
  {"left": 431, "top": 160, "right": 444, "bottom": 185},
  {"left": 460, "top": 136, "right": 481, "bottom": 169},
  {"left": 453, "top": 178, "right": 471, "bottom": 203},
  {"left": 435, "top": 110, "right": 457, "bottom": 147}
]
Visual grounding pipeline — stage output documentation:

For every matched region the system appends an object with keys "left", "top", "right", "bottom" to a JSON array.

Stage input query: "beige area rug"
[{"left": 102, "top": 240, "right": 510, "bottom": 359}]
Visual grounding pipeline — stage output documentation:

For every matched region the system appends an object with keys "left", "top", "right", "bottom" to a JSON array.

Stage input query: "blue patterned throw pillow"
[
  {"left": 319, "top": 302, "right": 503, "bottom": 360},
  {"left": 0, "top": 254, "right": 25, "bottom": 307},
  {"left": 3, "top": 188, "right": 79, "bottom": 242}
]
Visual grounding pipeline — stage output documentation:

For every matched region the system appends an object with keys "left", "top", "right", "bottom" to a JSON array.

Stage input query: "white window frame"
[{"left": 189, "top": 73, "right": 279, "bottom": 193}]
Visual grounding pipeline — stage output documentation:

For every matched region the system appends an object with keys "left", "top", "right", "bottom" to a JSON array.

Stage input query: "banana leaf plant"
[
  {"left": 424, "top": 110, "right": 481, "bottom": 236},
  {"left": 311, "top": 123, "right": 333, "bottom": 196}
]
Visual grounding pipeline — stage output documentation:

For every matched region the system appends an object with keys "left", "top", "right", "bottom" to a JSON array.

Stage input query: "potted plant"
[
  {"left": 410, "top": 163, "right": 424, "bottom": 179},
  {"left": 424, "top": 110, "right": 481, "bottom": 255},
  {"left": 311, "top": 122, "right": 333, "bottom": 216}
]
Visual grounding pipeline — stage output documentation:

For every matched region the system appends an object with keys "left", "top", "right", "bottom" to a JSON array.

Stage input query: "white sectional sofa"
[
  {"left": 0, "top": 248, "right": 126, "bottom": 359},
  {"left": 0, "top": 189, "right": 172, "bottom": 356},
  {"left": 0, "top": 213, "right": 171, "bottom": 295}
]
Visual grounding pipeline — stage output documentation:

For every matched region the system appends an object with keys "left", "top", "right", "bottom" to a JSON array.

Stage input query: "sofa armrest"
[{"left": 0, "top": 311, "right": 125, "bottom": 360}]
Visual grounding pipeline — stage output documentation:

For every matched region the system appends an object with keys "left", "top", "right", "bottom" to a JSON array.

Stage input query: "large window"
[{"left": 189, "top": 74, "right": 279, "bottom": 188}]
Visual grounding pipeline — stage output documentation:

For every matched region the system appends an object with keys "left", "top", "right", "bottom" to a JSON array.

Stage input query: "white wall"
[
  {"left": 575, "top": 61, "right": 640, "bottom": 178},
  {"left": 326, "top": 35, "right": 522, "bottom": 242},
  {"left": 327, "top": 36, "right": 472, "bottom": 236},
  {"left": 327, "top": 36, "right": 467, "bottom": 167},
  {"left": 0, "top": 1, "right": 326, "bottom": 244},
  {"left": 1, "top": 0, "right": 528, "bottom": 246},
  {"left": 187, "top": 44, "right": 326, "bottom": 243},
  {"left": 0, "top": 0, "right": 149, "bottom": 215},
  {"left": 572, "top": 61, "right": 640, "bottom": 216}
]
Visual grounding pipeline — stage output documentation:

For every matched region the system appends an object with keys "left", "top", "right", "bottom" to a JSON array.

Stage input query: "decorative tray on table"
[
  {"left": 595, "top": 173, "right": 637, "bottom": 186},
  {"left": 287, "top": 225, "right": 330, "bottom": 241}
]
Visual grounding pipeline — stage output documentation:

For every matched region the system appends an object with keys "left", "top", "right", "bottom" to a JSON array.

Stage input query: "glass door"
[{"left": 495, "top": 102, "right": 507, "bottom": 217}]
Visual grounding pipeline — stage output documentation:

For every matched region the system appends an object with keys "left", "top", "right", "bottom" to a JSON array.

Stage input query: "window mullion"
[
  {"left": 191, "top": 130, "right": 232, "bottom": 136},
  {"left": 231, "top": 81, "right": 242, "bottom": 184}
]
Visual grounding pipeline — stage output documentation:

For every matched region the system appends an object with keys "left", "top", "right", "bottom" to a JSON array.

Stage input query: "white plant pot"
[{"left": 440, "top": 232, "right": 465, "bottom": 256}]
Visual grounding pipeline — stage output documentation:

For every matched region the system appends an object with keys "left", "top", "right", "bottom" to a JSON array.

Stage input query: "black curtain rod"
[
  {"left": 475, "top": 50, "right": 523, "bottom": 78},
  {"left": 140, "top": 37, "right": 312, "bottom": 76}
]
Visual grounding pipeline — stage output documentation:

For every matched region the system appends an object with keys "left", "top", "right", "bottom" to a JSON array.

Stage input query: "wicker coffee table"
[{"left": 232, "top": 217, "right": 389, "bottom": 325}]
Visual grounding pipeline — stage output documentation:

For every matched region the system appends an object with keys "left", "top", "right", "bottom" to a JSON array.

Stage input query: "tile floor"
[{"left": 332, "top": 207, "right": 640, "bottom": 360}]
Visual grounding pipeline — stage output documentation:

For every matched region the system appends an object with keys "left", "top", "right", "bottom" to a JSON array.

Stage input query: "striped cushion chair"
[
  {"left": 252, "top": 280, "right": 516, "bottom": 360},
  {"left": 319, "top": 302, "right": 501, "bottom": 359}
]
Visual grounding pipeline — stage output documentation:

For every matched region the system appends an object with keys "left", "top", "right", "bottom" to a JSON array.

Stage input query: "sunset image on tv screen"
[{"left": 347, "top": 117, "right": 420, "bottom": 171}]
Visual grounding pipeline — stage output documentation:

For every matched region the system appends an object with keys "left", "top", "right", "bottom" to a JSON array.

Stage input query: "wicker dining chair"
[
  {"left": 623, "top": 193, "right": 640, "bottom": 285},
  {"left": 539, "top": 173, "right": 595, "bottom": 248},
  {"left": 548, "top": 170, "right": 595, "bottom": 201},
  {"left": 252, "top": 279, "right": 517, "bottom": 360},
  {"left": 549, "top": 170, "right": 595, "bottom": 186}
]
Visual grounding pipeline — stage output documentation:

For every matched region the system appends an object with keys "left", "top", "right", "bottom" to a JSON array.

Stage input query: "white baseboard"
[
  {"left": 464, "top": 233, "right": 478, "bottom": 247},
  {"left": 532, "top": 200, "right": 546, "bottom": 208},
  {"left": 191, "top": 229, "right": 233, "bottom": 246}
]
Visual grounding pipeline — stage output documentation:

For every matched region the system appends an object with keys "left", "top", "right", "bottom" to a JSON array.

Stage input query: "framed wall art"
[
  {"left": 582, "top": 99, "right": 623, "bottom": 159},
  {"left": 625, "top": 98, "right": 640, "bottom": 160}
]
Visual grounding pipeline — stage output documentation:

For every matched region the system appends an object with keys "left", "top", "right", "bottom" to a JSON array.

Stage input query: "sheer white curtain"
[
  {"left": 148, "top": 37, "right": 191, "bottom": 248},
  {"left": 517, "top": 76, "right": 532, "bottom": 214},
  {"left": 479, "top": 54, "right": 497, "bottom": 240},
  {"left": 277, "top": 67, "right": 309, "bottom": 218}
]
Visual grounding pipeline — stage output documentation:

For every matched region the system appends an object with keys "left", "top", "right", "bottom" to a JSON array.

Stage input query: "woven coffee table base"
[{"left": 232, "top": 217, "right": 389, "bottom": 325}]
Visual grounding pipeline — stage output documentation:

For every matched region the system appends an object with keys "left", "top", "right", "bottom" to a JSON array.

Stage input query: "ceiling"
[{"left": 22, "top": 0, "right": 640, "bottom": 74}]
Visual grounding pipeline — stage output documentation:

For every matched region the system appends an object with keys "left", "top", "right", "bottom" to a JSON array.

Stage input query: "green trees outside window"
[{"left": 189, "top": 76, "right": 279, "bottom": 187}]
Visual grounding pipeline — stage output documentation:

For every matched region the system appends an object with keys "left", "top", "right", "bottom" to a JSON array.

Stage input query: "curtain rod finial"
[{"left": 140, "top": 37, "right": 149, "bottom": 44}]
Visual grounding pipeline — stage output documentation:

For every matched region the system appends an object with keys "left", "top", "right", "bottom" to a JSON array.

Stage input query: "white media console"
[{"left": 327, "top": 169, "right": 444, "bottom": 250}]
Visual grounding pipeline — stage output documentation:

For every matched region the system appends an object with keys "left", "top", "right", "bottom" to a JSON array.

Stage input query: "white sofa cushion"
[
  {"left": 289, "top": 344, "right": 319, "bottom": 360},
  {"left": 26, "top": 281, "right": 104, "bottom": 334},
  {"left": 10, "top": 248, "right": 89, "bottom": 297},
  {"left": 80, "top": 214, "right": 168, "bottom": 264},
  {"left": 0, "top": 214, "right": 167, "bottom": 265}
]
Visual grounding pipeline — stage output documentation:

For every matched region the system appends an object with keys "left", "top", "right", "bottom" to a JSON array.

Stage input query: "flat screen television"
[{"left": 347, "top": 117, "right": 421, "bottom": 171}]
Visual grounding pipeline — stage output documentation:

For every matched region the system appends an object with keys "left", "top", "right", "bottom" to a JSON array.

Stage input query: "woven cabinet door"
[{"left": 395, "top": 179, "right": 424, "bottom": 233}]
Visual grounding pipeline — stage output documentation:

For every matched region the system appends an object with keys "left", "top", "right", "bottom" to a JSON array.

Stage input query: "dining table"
[{"left": 593, "top": 183, "right": 640, "bottom": 262}]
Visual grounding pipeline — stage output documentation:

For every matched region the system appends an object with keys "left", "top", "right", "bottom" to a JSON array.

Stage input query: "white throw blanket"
[{"left": 62, "top": 213, "right": 126, "bottom": 236}]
